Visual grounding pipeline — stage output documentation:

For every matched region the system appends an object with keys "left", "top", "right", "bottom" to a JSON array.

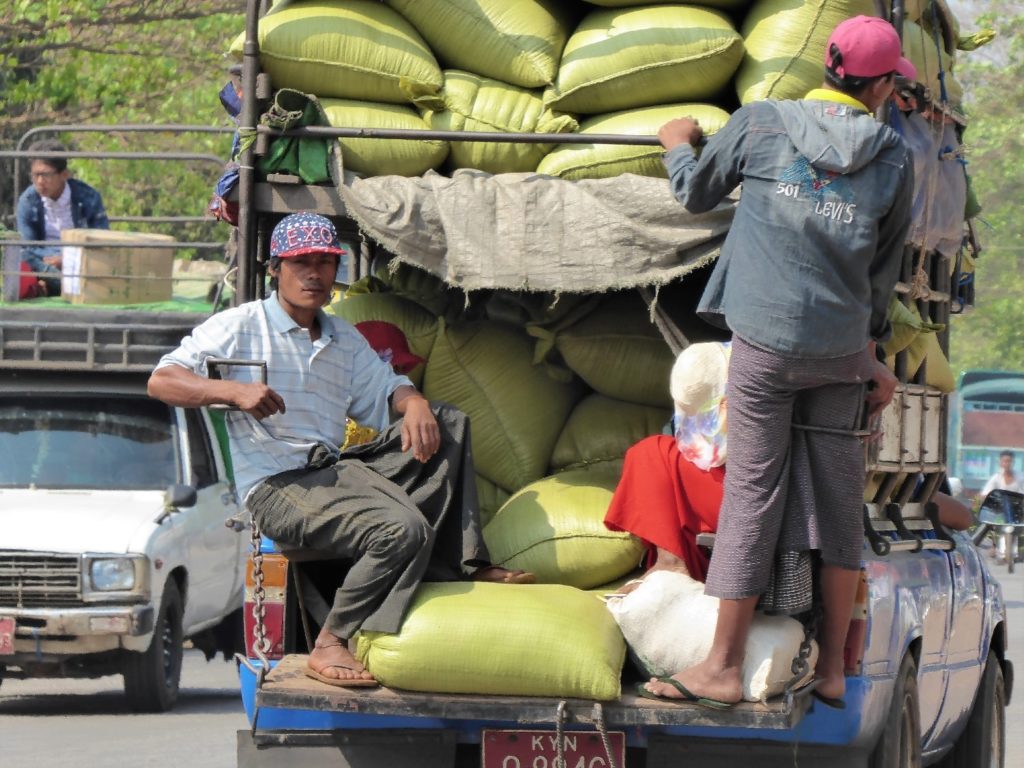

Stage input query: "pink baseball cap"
[{"left": 825, "top": 16, "right": 917, "bottom": 81}]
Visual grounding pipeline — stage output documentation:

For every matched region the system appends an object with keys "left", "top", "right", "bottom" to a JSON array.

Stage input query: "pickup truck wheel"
[
  {"left": 123, "top": 580, "right": 183, "bottom": 713},
  {"left": 869, "top": 653, "right": 922, "bottom": 768},
  {"left": 936, "top": 650, "right": 1005, "bottom": 768}
]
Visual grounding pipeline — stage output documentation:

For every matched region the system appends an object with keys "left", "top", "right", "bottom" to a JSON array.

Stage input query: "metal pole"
[
  {"left": 236, "top": 0, "right": 261, "bottom": 304},
  {"left": 13, "top": 125, "right": 234, "bottom": 214},
  {"left": 255, "top": 124, "right": 677, "bottom": 147}
]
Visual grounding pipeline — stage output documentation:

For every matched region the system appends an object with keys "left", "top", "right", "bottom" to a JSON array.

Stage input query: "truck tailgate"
[{"left": 256, "top": 654, "right": 811, "bottom": 730}]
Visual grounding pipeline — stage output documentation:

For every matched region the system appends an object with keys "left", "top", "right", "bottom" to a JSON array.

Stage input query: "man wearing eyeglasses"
[{"left": 15, "top": 139, "right": 109, "bottom": 296}]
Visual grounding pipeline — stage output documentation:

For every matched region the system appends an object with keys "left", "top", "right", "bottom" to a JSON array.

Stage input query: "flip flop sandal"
[
  {"left": 304, "top": 663, "right": 379, "bottom": 688},
  {"left": 811, "top": 689, "right": 846, "bottom": 710},
  {"left": 636, "top": 677, "right": 734, "bottom": 711}
]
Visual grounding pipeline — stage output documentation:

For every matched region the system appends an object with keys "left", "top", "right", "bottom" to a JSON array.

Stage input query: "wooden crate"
[{"left": 60, "top": 229, "right": 175, "bottom": 305}]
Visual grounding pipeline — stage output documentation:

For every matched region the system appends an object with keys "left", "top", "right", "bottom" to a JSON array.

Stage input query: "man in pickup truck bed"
[
  {"left": 647, "top": 16, "right": 914, "bottom": 709},
  {"left": 148, "top": 212, "right": 530, "bottom": 687}
]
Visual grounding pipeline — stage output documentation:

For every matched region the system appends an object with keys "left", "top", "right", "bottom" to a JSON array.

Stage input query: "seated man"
[
  {"left": 16, "top": 139, "right": 109, "bottom": 297},
  {"left": 148, "top": 212, "right": 530, "bottom": 688}
]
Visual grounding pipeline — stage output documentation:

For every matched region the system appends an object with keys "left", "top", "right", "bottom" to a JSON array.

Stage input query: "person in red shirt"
[{"left": 605, "top": 342, "right": 729, "bottom": 586}]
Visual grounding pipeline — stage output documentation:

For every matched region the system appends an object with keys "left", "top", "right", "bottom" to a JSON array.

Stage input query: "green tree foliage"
[
  {"left": 948, "top": 1, "right": 1024, "bottom": 374},
  {"left": 0, "top": 1, "right": 245, "bottom": 248}
]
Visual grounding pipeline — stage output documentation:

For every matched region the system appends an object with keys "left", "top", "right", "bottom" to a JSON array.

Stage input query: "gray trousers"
[
  {"left": 247, "top": 404, "right": 489, "bottom": 637},
  {"left": 704, "top": 336, "right": 871, "bottom": 603}
]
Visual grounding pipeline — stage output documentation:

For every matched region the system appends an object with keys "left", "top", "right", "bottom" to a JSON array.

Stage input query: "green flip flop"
[{"left": 635, "top": 677, "right": 735, "bottom": 711}]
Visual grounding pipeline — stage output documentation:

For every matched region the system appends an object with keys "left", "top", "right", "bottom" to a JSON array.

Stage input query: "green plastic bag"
[
  {"left": 537, "top": 103, "right": 730, "bottom": 180},
  {"left": 231, "top": 0, "right": 443, "bottom": 103},
  {"left": 423, "top": 318, "right": 582, "bottom": 492},
  {"left": 483, "top": 464, "right": 641, "bottom": 589},
  {"left": 320, "top": 99, "right": 449, "bottom": 177},
  {"left": 735, "top": 0, "right": 876, "bottom": 104},
  {"left": 545, "top": 6, "right": 744, "bottom": 114},
  {"left": 551, "top": 393, "right": 669, "bottom": 471},
  {"left": 385, "top": 0, "right": 572, "bottom": 88},
  {"left": 355, "top": 581, "right": 626, "bottom": 699},
  {"left": 420, "top": 71, "right": 578, "bottom": 174},
  {"left": 256, "top": 89, "right": 336, "bottom": 184},
  {"left": 326, "top": 292, "right": 439, "bottom": 388}
]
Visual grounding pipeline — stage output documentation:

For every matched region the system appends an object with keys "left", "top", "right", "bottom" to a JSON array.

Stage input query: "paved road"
[
  {"left": 0, "top": 649, "right": 246, "bottom": 767},
  {"left": 1, "top": 556, "right": 1021, "bottom": 767}
]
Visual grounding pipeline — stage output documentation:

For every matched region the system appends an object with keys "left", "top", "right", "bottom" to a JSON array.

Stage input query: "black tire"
[
  {"left": 123, "top": 580, "right": 184, "bottom": 713},
  {"left": 869, "top": 653, "right": 922, "bottom": 768},
  {"left": 936, "top": 650, "right": 1005, "bottom": 768}
]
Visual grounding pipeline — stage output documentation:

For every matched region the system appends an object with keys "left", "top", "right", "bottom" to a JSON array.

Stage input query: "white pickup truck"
[{"left": 0, "top": 306, "right": 247, "bottom": 712}]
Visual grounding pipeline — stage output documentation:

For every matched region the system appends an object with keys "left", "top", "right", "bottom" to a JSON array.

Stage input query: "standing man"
[
  {"left": 644, "top": 16, "right": 915, "bottom": 709},
  {"left": 16, "top": 139, "right": 109, "bottom": 296},
  {"left": 148, "top": 212, "right": 530, "bottom": 688}
]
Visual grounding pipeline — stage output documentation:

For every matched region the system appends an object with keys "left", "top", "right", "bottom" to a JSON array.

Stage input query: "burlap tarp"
[{"left": 338, "top": 169, "right": 737, "bottom": 293}]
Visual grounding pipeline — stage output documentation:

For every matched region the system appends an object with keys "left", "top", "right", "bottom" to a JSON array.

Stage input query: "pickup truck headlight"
[{"left": 90, "top": 558, "right": 137, "bottom": 591}]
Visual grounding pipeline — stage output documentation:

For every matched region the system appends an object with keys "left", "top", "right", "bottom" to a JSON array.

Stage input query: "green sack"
[
  {"left": 903, "top": 19, "right": 963, "bottom": 106},
  {"left": 320, "top": 99, "right": 449, "bottom": 177},
  {"left": 372, "top": 261, "right": 462, "bottom": 320},
  {"left": 735, "top": 0, "right": 876, "bottom": 104},
  {"left": 256, "top": 89, "right": 337, "bottom": 184},
  {"left": 385, "top": 0, "right": 572, "bottom": 88},
  {"left": 420, "top": 71, "right": 578, "bottom": 174},
  {"left": 545, "top": 6, "right": 744, "bottom": 114},
  {"left": 537, "top": 103, "right": 730, "bottom": 180},
  {"left": 231, "top": 0, "right": 443, "bottom": 103},
  {"left": 423, "top": 319, "right": 582, "bottom": 492},
  {"left": 898, "top": 329, "right": 956, "bottom": 393},
  {"left": 355, "top": 581, "right": 626, "bottom": 700},
  {"left": 551, "top": 393, "right": 669, "bottom": 471},
  {"left": 552, "top": 291, "right": 674, "bottom": 408},
  {"left": 475, "top": 474, "right": 512, "bottom": 528},
  {"left": 483, "top": 465, "right": 641, "bottom": 589},
  {"left": 883, "top": 297, "right": 944, "bottom": 358},
  {"left": 326, "top": 292, "right": 439, "bottom": 388},
  {"left": 584, "top": 0, "right": 746, "bottom": 6}
]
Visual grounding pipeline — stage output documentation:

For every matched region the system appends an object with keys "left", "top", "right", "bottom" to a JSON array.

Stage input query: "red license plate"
[
  {"left": 0, "top": 616, "right": 15, "bottom": 656},
  {"left": 482, "top": 728, "right": 625, "bottom": 768}
]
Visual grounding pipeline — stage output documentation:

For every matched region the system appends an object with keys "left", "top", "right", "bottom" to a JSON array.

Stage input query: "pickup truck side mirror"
[{"left": 165, "top": 483, "right": 198, "bottom": 509}]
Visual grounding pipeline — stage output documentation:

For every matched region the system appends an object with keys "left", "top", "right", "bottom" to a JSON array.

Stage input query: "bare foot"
[
  {"left": 643, "top": 659, "right": 743, "bottom": 705},
  {"left": 308, "top": 639, "right": 375, "bottom": 683},
  {"left": 472, "top": 565, "right": 536, "bottom": 584}
]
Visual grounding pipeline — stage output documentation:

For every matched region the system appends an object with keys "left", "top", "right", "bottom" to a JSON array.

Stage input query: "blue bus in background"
[{"left": 949, "top": 370, "right": 1024, "bottom": 497}]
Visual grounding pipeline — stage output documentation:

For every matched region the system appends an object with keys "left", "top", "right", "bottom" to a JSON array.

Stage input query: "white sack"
[{"left": 605, "top": 569, "right": 816, "bottom": 703}]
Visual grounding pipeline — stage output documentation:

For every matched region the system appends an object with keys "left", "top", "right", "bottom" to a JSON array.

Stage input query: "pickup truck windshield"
[{"left": 0, "top": 396, "right": 177, "bottom": 490}]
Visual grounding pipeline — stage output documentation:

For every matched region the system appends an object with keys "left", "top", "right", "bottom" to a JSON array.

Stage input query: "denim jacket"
[
  {"left": 665, "top": 95, "right": 913, "bottom": 358},
  {"left": 15, "top": 178, "right": 109, "bottom": 272}
]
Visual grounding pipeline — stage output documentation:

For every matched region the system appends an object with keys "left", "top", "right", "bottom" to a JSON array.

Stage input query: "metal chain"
[
  {"left": 249, "top": 512, "right": 271, "bottom": 670},
  {"left": 784, "top": 592, "right": 823, "bottom": 701},
  {"left": 591, "top": 703, "right": 619, "bottom": 768},
  {"left": 555, "top": 701, "right": 567, "bottom": 768}
]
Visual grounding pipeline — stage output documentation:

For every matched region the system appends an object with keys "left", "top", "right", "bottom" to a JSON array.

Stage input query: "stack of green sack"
[
  {"left": 327, "top": 272, "right": 682, "bottom": 698},
  {"left": 232, "top": 0, "right": 972, "bottom": 178}
]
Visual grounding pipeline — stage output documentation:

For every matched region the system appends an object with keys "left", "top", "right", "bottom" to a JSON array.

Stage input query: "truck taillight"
[
  {"left": 843, "top": 569, "right": 869, "bottom": 675},
  {"left": 244, "top": 553, "right": 287, "bottom": 660}
]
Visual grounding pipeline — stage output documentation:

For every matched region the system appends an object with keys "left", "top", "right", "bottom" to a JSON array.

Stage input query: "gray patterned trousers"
[
  {"left": 247, "top": 403, "right": 489, "bottom": 637},
  {"left": 705, "top": 335, "right": 871, "bottom": 603}
]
